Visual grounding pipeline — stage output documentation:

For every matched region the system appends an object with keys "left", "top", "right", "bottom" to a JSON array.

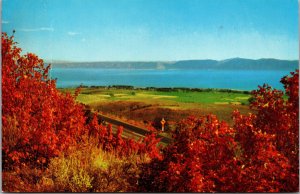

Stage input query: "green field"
[
  {"left": 59, "top": 87, "right": 253, "bottom": 128},
  {"left": 60, "top": 87, "right": 251, "bottom": 106}
]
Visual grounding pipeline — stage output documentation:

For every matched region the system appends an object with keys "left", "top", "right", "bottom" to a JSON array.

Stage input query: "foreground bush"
[
  {"left": 45, "top": 143, "right": 150, "bottom": 192},
  {"left": 2, "top": 32, "right": 160, "bottom": 192},
  {"left": 139, "top": 115, "right": 240, "bottom": 192},
  {"left": 233, "top": 70, "right": 299, "bottom": 191},
  {"left": 3, "top": 142, "right": 151, "bottom": 192},
  {"left": 2, "top": 32, "right": 87, "bottom": 170},
  {"left": 139, "top": 70, "right": 299, "bottom": 192}
]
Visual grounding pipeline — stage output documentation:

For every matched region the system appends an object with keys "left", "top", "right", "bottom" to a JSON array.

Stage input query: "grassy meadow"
[
  {"left": 60, "top": 87, "right": 251, "bottom": 104},
  {"left": 59, "top": 87, "right": 253, "bottom": 129}
]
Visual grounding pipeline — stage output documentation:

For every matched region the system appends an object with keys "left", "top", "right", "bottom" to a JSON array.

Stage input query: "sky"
[{"left": 2, "top": 0, "right": 299, "bottom": 62}]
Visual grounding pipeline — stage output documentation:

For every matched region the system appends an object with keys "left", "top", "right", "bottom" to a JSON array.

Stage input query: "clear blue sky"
[{"left": 2, "top": 0, "right": 299, "bottom": 61}]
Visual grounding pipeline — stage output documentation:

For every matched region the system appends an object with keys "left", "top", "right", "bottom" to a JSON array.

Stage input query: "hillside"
[{"left": 51, "top": 58, "right": 299, "bottom": 70}]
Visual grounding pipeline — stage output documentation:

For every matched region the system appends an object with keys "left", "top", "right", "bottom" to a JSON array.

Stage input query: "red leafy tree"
[
  {"left": 2, "top": 32, "right": 161, "bottom": 171},
  {"left": 233, "top": 69, "right": 299, "bottom": 191},
  {"left": 2, "top": 32, "right": 87, "bottom": 169},
  {"left": 138, "top": 115, "right": 240, "bottom": 192},
  {"left": 233, "top": 111, "right": 293, "bottom": 192},
  {"left": 139, "top": 70, "right": 299, "bottom": 192}
]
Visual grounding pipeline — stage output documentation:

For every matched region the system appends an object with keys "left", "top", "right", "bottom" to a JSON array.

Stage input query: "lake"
[{"left": 50, "top": 68, "right": 294, "bottom": 91}]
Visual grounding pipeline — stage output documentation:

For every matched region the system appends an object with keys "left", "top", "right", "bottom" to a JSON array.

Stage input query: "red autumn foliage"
[
  {"left": 233, "top": 111, "right": 294, "bottom": 192},
  {"left": 233, "top": 69, "right": 299, "bottom": 191},
  {"left": 139, "top": 70, "right": 299, "bottom": 192},
  {"left": 139, "top": 115, "right": 240, "bottom": 192},
  {"left": 2, "top": 32, "right": 87, "bottom": 169},
  {"left": 2, "top": 32, "right": 161, "bottom": 172}
]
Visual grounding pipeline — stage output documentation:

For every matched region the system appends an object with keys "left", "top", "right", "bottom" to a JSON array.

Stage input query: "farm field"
[{"left": 59, "top": 87, "right": 253, "bottom": 130}]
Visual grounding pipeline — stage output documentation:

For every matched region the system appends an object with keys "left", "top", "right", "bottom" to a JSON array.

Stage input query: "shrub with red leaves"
[
  {"left": 2, "top": 32, "right": 87, "bottom": 169},
  {"left": 233, "top": 69, "right": 299, "bottom": 192},
  {"left": 2, "top": 32, "right": 161, "bottom": 172},
  {"left": 139, "top": 115, "right": 240, "bottom": 192},
  {"left": 139, "top": 70, "right": 299, "bottom": 192}
]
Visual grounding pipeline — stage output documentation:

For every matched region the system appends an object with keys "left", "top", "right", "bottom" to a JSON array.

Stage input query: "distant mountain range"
[{"left": 50, "top": 58, "right": 299, "bottom": 70}]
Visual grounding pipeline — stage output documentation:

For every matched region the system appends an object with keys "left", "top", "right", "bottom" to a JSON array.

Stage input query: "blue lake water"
[{"left": 50, "top": 68, "right": 294, "bottom": 91}]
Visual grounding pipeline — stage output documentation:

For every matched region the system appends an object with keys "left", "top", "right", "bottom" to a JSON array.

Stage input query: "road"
[{"left": 97, "top": 113, "right": 173, "bottom": 144}]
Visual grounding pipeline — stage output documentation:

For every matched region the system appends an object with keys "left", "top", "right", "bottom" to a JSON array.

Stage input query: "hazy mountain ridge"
[{"left": 51, "top": 58, "right": 299, "bottom": 70}]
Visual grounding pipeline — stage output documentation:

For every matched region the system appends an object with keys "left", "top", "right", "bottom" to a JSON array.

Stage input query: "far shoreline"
[{"left": 58, "top": 85, "right": 252, "bottom": 94}]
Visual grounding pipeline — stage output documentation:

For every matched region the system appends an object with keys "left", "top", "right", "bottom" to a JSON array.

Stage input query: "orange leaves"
[
  {"left": 139, "top": 70, "right": 299, "bottom": 192},
  {"left": 2, "top": 32, "right": 87, "bottom": 169},
  {"left": 232, "top": 70, "right": 299, "bottom": 192},
  {"left": 139, "top": 115, "right": 239, "bottom": 192},
  {"left": 2, "top": 32, "right": 162, "bottom": 177},
  {"left": 281, "top": 70, "right": 299, "bottom": 106}
]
